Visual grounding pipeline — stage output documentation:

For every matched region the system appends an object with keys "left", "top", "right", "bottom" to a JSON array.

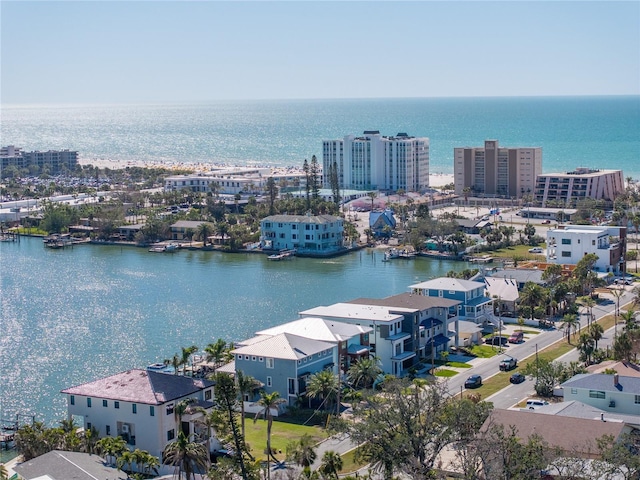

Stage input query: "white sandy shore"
[{"left": 80, "top": 158, "right": 454, "bottom": 188}]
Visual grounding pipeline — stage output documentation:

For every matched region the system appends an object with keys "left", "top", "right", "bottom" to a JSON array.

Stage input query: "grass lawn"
[
  {"left": 339, "top": 447, "right": 368, "bottom": 474},
  {"left": 444, "top": 361, "right": 472, "bottom": 368},
  {"left": 243, "top": 417, "right": 327, "bottom": 462},
  {"left": 469, "top": 345, "right": 498, "bottom": 358},
  {"left": 485, "top": 243, "right": 547, "bottom": 260},
  {"left": 435, "top": 369, "right": 458, "bottom": 377}
]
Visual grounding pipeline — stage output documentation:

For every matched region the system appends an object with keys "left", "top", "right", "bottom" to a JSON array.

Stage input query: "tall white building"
[
  {"left": 322, "top": 131, "right": 429, "bottom": 192},
  {"left": 454, "top": 140, "right": 542, "bottom": 198}
]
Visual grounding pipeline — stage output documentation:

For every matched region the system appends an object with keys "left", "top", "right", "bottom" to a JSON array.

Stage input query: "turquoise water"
[
  {"left": 2, "top": 96, "right": 639, "bottom": 178},
  {"left": 0, "top": 237, "right": 466, "bottom": 425}
]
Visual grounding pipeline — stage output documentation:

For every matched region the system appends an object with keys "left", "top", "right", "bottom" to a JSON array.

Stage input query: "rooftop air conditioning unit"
[{"left": 121, "top": 424, "right": 130, "bottom": 434}]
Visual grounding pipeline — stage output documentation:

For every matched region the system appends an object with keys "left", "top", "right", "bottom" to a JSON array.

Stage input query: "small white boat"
[{"left": 268, "top": 249, "right": 296, "bottom": 260}]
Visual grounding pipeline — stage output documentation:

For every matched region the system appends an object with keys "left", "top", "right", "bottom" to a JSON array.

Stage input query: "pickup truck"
[{"left": 499, "top": 357, "right": 518, "bottom": 371}]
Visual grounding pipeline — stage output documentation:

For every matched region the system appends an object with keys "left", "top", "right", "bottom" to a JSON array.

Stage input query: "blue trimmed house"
[{"left": 369, "top": 209, "right": 396, "bottom": 238}]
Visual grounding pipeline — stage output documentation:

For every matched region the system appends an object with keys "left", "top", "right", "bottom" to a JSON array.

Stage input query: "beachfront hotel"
[
  {"left": 322, "top": 131, "right": 429, "bottom": 193},
  {"left": 533, "top": 167, "right": 624, "bottom": 206},
  {"left": 453, "top": 140, "right": 542, "bottom": 199}
]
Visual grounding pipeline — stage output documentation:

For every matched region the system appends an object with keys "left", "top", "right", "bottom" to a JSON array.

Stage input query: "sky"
[{"left": 1, "top": 1, "right": 639, "bottom": 104}]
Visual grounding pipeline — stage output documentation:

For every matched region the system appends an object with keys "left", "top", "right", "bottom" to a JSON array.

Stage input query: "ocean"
[{"left": 2, "top": 96, "right": 639, "bottom": 178}]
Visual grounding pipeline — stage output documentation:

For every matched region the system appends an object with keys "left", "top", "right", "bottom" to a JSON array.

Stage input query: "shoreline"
[{"left": 78, "top": 158, "right": 454, "bottom": 188}]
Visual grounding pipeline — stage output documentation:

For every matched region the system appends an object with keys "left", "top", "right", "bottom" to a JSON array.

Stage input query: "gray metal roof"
[
  {"left": 562, "top": 373, "right": 640, "bottom": 395},
  {"left": 348, "top": 292, "right": 460, "bottom": 310},
  {"left": 14, "top": 450, "right": 128, "bottom": 480}
]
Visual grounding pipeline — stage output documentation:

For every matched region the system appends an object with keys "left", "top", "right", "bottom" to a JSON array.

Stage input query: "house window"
[
  {"left": 87, "top": 422, "right": 92, "bottom": 431},
  {"left": 438, "top": 290, "right": 443, "bottom": 297},
  {"left": 166, "top": 404, "right": 174, "bottom": 415},
  {"left": 266, "top": 358, "right": 274, "bottom": 369},
  {"left": 589, "top": 390, "right": 606, "bottom": 399},
  {"left": 167, "top": 429, "right": 175, "bottom": 441},
  {"left": 114, "top": 401, "right": 120, "bottom": 409},
  {"left": 150, "top": 406, "right": 155, "bottom": 417},
  {"left": 205, "top": 390, "right": 212, "bottom": 401},
  {"left": 267, "top": 376, "right": 272, "bottom": 387},
  {"left": 561, "top": 238, "right": 571, "bottom": 245},
  {"left": 635, "top": 395, "right": 640, "bottom": 404},
  {"left": 70, "top": 395, "right": 75, "bottom": 405},
  {"left": 103, "top": 400, "right": 108, "bottom": 407},
  {"left": 106, "top": 425, "right": 111, "bottom": 435},
  {"left": 87, "top": 398, "right": 92, "bottom": 408},
  {"left": 132, "top": 404, "right": 137, "bottom": 414},
  {"left": 561, "top": 251, "right": 571, "bottom": 257},
  {"left": 259, "top": 357, "right": 264, "bottom": 362},
  {"left": 571, "top": 388, "right": 577, "bottom": 395}
]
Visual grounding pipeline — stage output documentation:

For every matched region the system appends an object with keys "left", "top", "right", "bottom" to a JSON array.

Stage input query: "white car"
[
  {"left": 528, "top": 247, "right": 543, "bottom": 253},
  {"left": 526, "top": 399, "right": 549, "bottom": 409}
]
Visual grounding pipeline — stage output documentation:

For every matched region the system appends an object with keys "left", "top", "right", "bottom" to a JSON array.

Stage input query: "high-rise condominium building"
[
  {"left": 454, "top": 140, "right": 542, "bottom": 198},
  {"left": 322, "top": 131, "right": 429, "bottom": 192}
]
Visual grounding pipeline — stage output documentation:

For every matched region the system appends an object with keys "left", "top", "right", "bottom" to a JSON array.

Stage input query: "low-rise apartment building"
[
  {"left": 534, "top": 168, "right": 624, "bottom": 207},
  {"left": 260, "top": 214, "right": 344, "bottom": 253},
  {"left": 546, "top": 225, "right": 626, "bottom": 274}
]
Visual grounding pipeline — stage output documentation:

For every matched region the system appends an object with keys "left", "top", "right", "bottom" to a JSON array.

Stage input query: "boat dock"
[{"left": 43, "top": 233, "right": 87, "bottom": 249}]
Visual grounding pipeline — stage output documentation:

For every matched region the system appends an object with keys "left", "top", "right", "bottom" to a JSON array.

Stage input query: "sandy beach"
[{"left": 79, "top": 158, "right": 454, "bottom": 188}]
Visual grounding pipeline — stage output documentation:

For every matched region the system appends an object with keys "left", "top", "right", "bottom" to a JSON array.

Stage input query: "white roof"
[
  {"left": 299, "top": 303, "right": 404, "bottom": 323},
  {"left": 232, "top": 333, "right": 334, "bottom": 360},
  {"left": 409, "top": 277, "right": 485, "bottom": 292},
  {"left": 257, "top": 317, "right": 372, "bottom": 342},
  {"left": 485, "top": 277, "right": 520, "bottom": 303}
]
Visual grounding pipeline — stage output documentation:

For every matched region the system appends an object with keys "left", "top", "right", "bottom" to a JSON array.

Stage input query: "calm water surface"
[{"left": 0, "top": 237, "right": 467, "bottom": 425}]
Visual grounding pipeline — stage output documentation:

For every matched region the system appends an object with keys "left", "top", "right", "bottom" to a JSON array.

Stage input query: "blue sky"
[{"left": 1, "top": 1, "right": 639, "bottom": 104}]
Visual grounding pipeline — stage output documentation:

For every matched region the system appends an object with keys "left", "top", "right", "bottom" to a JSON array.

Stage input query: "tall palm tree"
[
  {"left": 577, "top": 333, "right": 595, "bottom": 364},
  {"left": 306, "top": 369, "right": 339, "bottom": 411},
  {"left": 347, "top": 357, "right": 382, "bottom": 390},
  {"left": 236, "top": 370, "right": 260, "bottom": 437},
  {"left": 319, "top": 450, "right": 343, "bottom": 479},
  {"left": 197, "top": 222, "right": 212, "bottom": 247},
  {"left": 163, "top": 431, "right": 209, "bottom": 480},
  {"left": 367, "top": 191, "right": 377, "bottom": 212},
  {"left": 578, "top": 295, "right": 596, "bottom": 328},
  {"left": 180, "top": 345, "right": 198, "bottom": 375},
  {"left": 96, "top": 435, "right": 128, "bottom": 466},
  {"left": 174, "top": 398, "right": 196, "bottom": 435},
  {"left": 561, "top": 313, "right": 580, "bottom": 343},
  {"left": 519, "top": 282, "right": 547, "bottom": 322},
  {"left": 589, "top": 322, "right": 605, "bottom": 349},
  {"left": 252, "top": 391, "right": 286, "bottom": 463},
  {"left": 165, "top": 353, "right": 182, "bottom": 375}
]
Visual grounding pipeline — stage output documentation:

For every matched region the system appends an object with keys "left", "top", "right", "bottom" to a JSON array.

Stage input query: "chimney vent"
[{"left": 614, "top": 374, "right": 619, "bottom": 386}]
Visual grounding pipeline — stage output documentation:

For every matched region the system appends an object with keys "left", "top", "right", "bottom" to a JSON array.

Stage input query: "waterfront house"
[
  {"left": 170, "top": 220, "right": 215, "bottom": 242},
  {"left": 346, "top": 293, "right": 462, "bottom": 366},
  {"left": 61, "top": 369, "right": 215, "bottom": 459},
  {"left": 408, "top": 277, "right": 495, "bottom": 330},
  {"left": 369, "top": 209, "right": 396, "bottom": 238},
  {"left": 231, "top": 333, "right": 337, "bottom": 410},
  {"left": 260, "top": 213, "right": 344, "bottom": 254},
  {"left": 299, "top": 295, "right": 459, "bottom": 376},
  {"left": 546, "top": 225, "right": 627, "bottom": 274},
  {"left": 560, "top": 373, "right": 640, "bottom": 416}
]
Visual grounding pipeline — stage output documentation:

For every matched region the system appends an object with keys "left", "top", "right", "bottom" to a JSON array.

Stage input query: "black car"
[
  {"left": 510, "top": 373, "right": 526, "bottom": 384},
  {"left": 464, "top": 374, "right": 482, "bottom": 389}
]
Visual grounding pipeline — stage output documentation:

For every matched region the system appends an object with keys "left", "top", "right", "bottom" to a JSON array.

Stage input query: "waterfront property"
[
  {"left": 322, "top": 131, "right": 430, "bottom": 193},
  {"left": 14, "top": 450, "right": 129, "bottom": 480},
  {"left": 409, "top": 277, "right": 496, "bottom": 329},
  {"left": 231, "top": 332, "right": 338, "bottom": 409},
  {"left": 1, "top": 145, "right": 79, "bottom": 175},
  {"left": 169, "top": 220, "right": 215, "bottom": 242},
  {"left": 453, "top": 139, "right": 542, "bottom": 199},
  {"left": 534, "top": 167, "right": 624, "bottom": 207},
  {"left": 61, "top": 369, "right": 215, "bottom": 459},
  {"left": 561, "top": 373, "right": 640, "bottom": 416},
  {"left": 260, "top": 213, "right": 344, "bottom": 254},
  {"left": 369, "top": 209, "right": 397, "bottom": 237},
  {"left": 546, "top": 224, "right": 627, "bottom": 274}
]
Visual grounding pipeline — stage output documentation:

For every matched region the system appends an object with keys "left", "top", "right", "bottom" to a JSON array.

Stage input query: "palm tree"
[
  {"left": 578, "top": 295, "right": 596, "bottom": 328},
  {"left": 205, "top": 338, "right": 227, "bottom": 368},
  {"left": 620, "top": 309, "right": 638, "bottom": 332},
  {"left": 96, "top": 436, "right": 128, "bottom": 466},
  {"left": 347, "top": 357, "right": 382, "bottom": 390},
  {"left": 319, "top": 450, "right": 343, "bottom": 479},
  {"left": 180, "top": 345, "right": 198, "bottom": 375},
  {"left": 286, "top": 433, "right": 317, "bottom": 468},
  {"left": 306, "top": 369, "right": 339, "bottom": 411},
  {"left": 561, "top": 313, "right": 580, "bottom": 343},
  {"left": 589, "top": 322, "right": 605, "bottom": 349},
  {"left": 165, "top": 353, "right": 181, "bottom": 375},
  {"left": 577, "top": 333, "right": 595, "bottom": 364},
  {"left": 163, "top": 431, "right": 209, "bottom": 480},
  {"left": 519, "top": 282, "right": 547, "bottom": 322},
  {"left": 174, "top": 398, "right": 196, "bottom": 435},
  {"left": 252, "top": 391, "right": 286, "bottom": 463},
  {"left": 116, "top": 450, "right": 136, "bottom": 474},
  {"left": 367, "top": 191, "right": 377, "bottom": 212},
  {"left": 236, "top": 370, "right": 260, "bottom": 437},
  {"left": 197, "top": 222, "right": 213, "bottom": 247}
]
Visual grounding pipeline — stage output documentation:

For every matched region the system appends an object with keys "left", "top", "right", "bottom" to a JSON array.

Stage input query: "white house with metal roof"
[
  {"left": 561, "top": 373, "right": 640, "bottom": 416},
  {"left": 260, "top": 214, "right": 344, "bottom": 254},
  {"left": 61, "top": 369, "right": 215, "bottom": 459}
]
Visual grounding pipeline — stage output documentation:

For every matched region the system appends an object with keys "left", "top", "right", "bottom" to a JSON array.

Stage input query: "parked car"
[
  {"left": 526, "top": 399, "right": 549, "bottom": 409},
  {"left": 528, "top": 247, "right": 543, "bottom": 253},
  {"left": 541, "top": 219, "right": 551, "bottom": 224},
  {"left": 508, "top": 331, "right": 524, "bottom": 344},
  {"left": 486, "top": 335, "right": 508, "bottom": 346},
  {"left": 464, "top": 374, "right": 482, "bottom": 389},
  {"left": 510, "top": 372, "right": 526, "bottom": 384},
  {"left": 499, "top": 357, "right": 518, "bottom": 371}
]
